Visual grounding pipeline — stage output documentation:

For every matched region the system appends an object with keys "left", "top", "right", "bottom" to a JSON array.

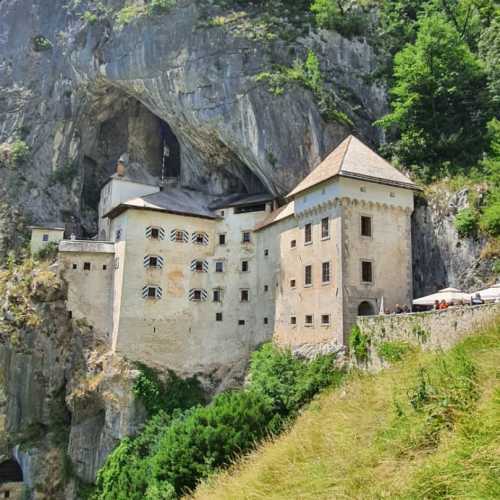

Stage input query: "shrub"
[
  {"left": 310, "top": 0, "right": 367, "bottom": 38},
  {"left": 147, "top": 0, "right": 176, "bottom": 15},
  {"left": 454, "top": 208, "right": 479, "bottom": 237},
  {"left": 0, "top": 140, "right": 30, "bottom": 169},
  {"left": 32, "top": 35, "right": 53, "bottom": 51},
  {"left": 82, "top": 11, "right": 98, "bottom": 24},
  {"left": 480, "top": 195, "right": 500, "bottom": 236},
  {"left": 34, "top": 241, "right": 59, "bottom": 262},
  {"left": 349, "top": 324, "right": 370, "bottom": 362},
  {"left": 377, "top": 341, "right": 413, "bottom": 363}
]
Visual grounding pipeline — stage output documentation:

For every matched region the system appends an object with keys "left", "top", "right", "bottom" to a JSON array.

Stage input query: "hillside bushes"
[{"left": 92, "top": 344, "right": 342, "bottom": 499}]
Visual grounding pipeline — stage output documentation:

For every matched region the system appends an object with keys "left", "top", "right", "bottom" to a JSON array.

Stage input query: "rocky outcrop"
[{"left": 0, "top": 264, "right": 146, "bottom": 497}]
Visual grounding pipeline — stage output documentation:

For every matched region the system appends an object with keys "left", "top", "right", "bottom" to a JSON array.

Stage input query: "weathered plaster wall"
[
  {"left": 29, "top": 228, "right": 65, "bottom": 254},
  {"left": 357, "top": 304, "right": 500, "bottom": 371}
]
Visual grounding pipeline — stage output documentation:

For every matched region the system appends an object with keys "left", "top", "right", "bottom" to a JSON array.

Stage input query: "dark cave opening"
[{"left": 160, "top": 119, "right": 181, "bottom": 180}]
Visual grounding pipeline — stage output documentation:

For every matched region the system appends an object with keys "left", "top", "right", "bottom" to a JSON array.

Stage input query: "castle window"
[
  {"left": 362, "top": 261, "right": 373, "bottom": 283},
  {"left": 264, "top": 285, "right": 269, "bottom": 292},
  {"left": 192, "top": 232, "right": 209, "bottom": 245},
  {"left": 360, "top": 186, "right": 367, "bottom": 193},
  {"left": 238, "top": 319, "right": 245, "bottom": 326},
  {"left": 218, "top": 233, "right": 226, "bottom": 245},
  {"left": 191, "top": 260, "right": 208, "bottom": 272},
  {"left": 305, "top": 315, "right": 314, "bottom": 326},
  {"left": 321, "top": 217, "right": 329, "bottom": 239},
  {"left": 304, "top": 265, "right": 312, "bottom": 286},
  {"left": 304, "top": 223, "right": 312, "bottom": 244},
  {"left": 240, "top": 289, "right": 249, "bottom": 302},
  {"left": 242, "top": 231, "right": 251, "bottom": 243},
  {"left": 142, "top": 285, "right": 163, "bottom": 300},
  {"left": 322, "top": 262, "right": 331, "bottom": 283},
  {"left": 264, "top": 249, "right": 269, "bottom": 257},
  {"left": 390, "top": 192, "right": 396, "bottom": 198},
  {"left": 264, "top": 317, "right": 268, "bottom": 325},
  {"left": 241, "top": 260, "right": 249, "bottom": 272},
  {"left": 171, "top": 229, "right": 188, "bottom": 243},
  {"left": 290, "top": 316, "right": 297, "bottom": 325},
  {"left": 361, "top": 216, "right": 372, "bottom": 237},
  {"left": 144, "top": 255, "right": 164, "bottom": 269},
  {"left": 83, "top": 262, "right": 91, "bottom": 271},
  {"left": 149, "top": 257, "right": 158, "bottom": 268},
  {"left": 213, "top": 289, "right": 222, "bottom": 303},
  {"left": 146, "top": 226, "right": 165, "bottom": 240},
  {"left": 290, "top": 279, "right": 296, "bottom": 288},
  {"left": 215, "top": 261, "right": 224, "bottom": 273},
  {"left": 189, "top": 289, "right": 208, "bottom": 301},
  {"left": 151, "top": 228, "right": 159, "bottom": 239},
  {"left": 321, "top": 314, "right": 330, "bottom": 326},
  {"left": 42, "top": 234, "right": 49, "bottom": 242},
  {"left": 216, "top": 312, "right": 223, "bottom": 322},
  {"left": 115, "top": 229, "right": 122, "bottom": 241},
  {"left": 291, "top": 239, "right": 297, "bottom": 248},
  {"left": 102, "top": 264, "right": 107, "bottom": 271},
  {"left": 72, "top": 263, "right": 77, "bottom": 270}
]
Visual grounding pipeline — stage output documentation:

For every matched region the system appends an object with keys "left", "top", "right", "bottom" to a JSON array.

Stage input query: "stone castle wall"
[{"left": 356, "top": 303, "right": 500, "bottom": 370}]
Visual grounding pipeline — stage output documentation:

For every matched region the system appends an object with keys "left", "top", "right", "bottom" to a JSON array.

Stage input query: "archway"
[{"left": 358, "top": 301, "right": 375, "bottom": 316}]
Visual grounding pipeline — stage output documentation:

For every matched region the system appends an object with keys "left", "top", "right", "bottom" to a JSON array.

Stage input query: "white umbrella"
[
  {"left": 413, "top": 287, "right": 471, "bottom": 306},
  {"left": 471, "top": 283, "right": 500, "bottom": 302}
]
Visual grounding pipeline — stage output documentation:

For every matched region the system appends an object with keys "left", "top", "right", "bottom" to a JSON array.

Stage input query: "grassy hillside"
[{"left": 192, "top": 321, "right": 500, "bottom": 499}]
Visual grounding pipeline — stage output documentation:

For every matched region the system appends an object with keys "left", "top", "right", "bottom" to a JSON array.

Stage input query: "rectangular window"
[
  {"left": 195, "top": 261, "right": 204, "bottom": 272},
  {"left": 304, "top": 223, "right": 312, "bottom": 244},
  {"left": 321, "top": 314, "right": 330, "bottom": 326},
  {"left": 290, "top": 316, "right": 297, "bottom": 325},
  {"left": 175, "top": 231, "right": 184, "bottom": 242},
  {"left": 264, "top": 285, "right": 269, "bottom": 292},
  {"left": 147, "top": 287, "right": 157, "bottom": 298},
  {"left": 305, "top": 315, "right": 314, "bottom": 326},
  {"left": 219, "top": 233, "right": 226, "bottom": 245},
  {"left": 264, "top": 249, "right": 269, "bottom": 257},
  {"left": 42, "top": 234, "right": 49, "bottom": 242},
  {"left": 241, "top": 260, "right": 249, "bottom": 272},
  {"left": 149, "top": 256, "right": 158, "bottom": 268},
  {"left": 216, "top": 312, "right": 223, "bottom": 322},
  {"left": 361, "top": 216, "right": 372, "bottom": 237},
  {"left": 215, "top": 261, "right": 224, "bottom": 273},
  {"left": 151, "top": 228, "right": 160, "bottom": 239},
  {"left": 213, "top": 289, "right": 221, "bottom": 302},
  {"left": 240, "top": 289, "right": 249, "bottom": 302},
  {"left": 72, "top": 263, "right": 77, "bottom": 270},
  {"left": 193, "top": 290, "right": 202, "bottom": 301},
  {"left": 291, "top": 239, "right": 297, "bottom": 248},
  {"left": 115, "top": 229, "right": 122, "bottom": 241},
  {"left": 83, "top": 262, "right": 91, "bottom": 271},
  {"left": 290, "top": 279, "right": 296, "bottom": 288},
  {"left": 102, "top": 265, "right": 107, "bottom": 271},
  {"left": 195, "top": 233, "right": 205, "bottom": 245},
  {"left": 322, "top": 262, "right": 330, "bottom": 283},
  {"left": 321, "top": 217, "right": 329, "bottom": 239},
  {"left": 264, "top": 317, "right": 268, "bottom": 325},
  {"left": 242, "top": 231, "right": 251, "bottom": 243},
  {"left": 304, "top": 265, "right": 312, "bottom": 286},
  {"left": 362, "top": 261, "right": 373, "bottom": 283},
  {"left": 238, "top": 319, "right": 245, "bottom": 326}
]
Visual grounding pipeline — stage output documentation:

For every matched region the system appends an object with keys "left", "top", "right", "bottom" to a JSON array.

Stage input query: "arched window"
[
  {"left": 358, "top": 301, "right": 375, "bottom": 316},
  {"left": 0, "top": 459, "right": 23, "bottom": 483}
]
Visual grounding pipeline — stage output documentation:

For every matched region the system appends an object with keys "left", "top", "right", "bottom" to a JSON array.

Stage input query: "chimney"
[{"left": 116, "top": 160, "right": 126, "bottom": 177}]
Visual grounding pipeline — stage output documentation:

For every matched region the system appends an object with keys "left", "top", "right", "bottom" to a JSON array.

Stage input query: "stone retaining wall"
[{"left": 356, "top": 303, "right": 500, "bottom": 370}]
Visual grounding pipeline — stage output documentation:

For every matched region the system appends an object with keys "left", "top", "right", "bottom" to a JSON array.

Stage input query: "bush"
[
  {"left": 377, "top": 341, "right": 413, "bottom": 363},
  {"left": 480, "top": 195, "right": 500, "bottom": 236},
  {"left": 34, "top": 241, "right": 59, "bottom": 262},
  {"left": 349, "top": 324, "right": 370, "bottom": 362},
  {"left": 32, "top": 35, "right": 53, "bottom": 51},
  {"left": 310, "top": 0, "right": 367, "bottom": 38},
  {"left": 0, "top": 140, "right": 30, "bottom": 169},
  {"left": 454, "top": 208, "right": 479, "bottom": 237}
]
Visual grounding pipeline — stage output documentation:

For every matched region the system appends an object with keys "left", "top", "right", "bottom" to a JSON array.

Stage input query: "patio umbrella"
[
  {"left": 413, "top": 287, "right": 471, "bottom": 307},
  {"left": 471, "top": 283, "right": 500, "bottom": 302}
]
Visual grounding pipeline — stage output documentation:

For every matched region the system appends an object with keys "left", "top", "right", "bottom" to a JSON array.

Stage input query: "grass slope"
[{"left": 192, "top": 321, "right": 500, "bottom": 499}]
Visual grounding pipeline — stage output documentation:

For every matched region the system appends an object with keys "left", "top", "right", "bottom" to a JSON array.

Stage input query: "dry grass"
[{"left": 191, "top": 322, "right": 500, "bottom": 500}]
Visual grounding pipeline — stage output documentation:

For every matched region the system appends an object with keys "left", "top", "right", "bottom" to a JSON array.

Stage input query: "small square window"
[
  {"left": 304, "top": 223, "right": 312, "bottom": 244},
  {"left": 72, "top": 263, "right": 77, "bottom": 270},
  {"left": 42, "top": 234, "right": 49, "bottom": 242},
  {"left": 213, "top": 289, "right": 221, "bottom": 303},
  {"left": 148, "top": 287, "right": 157, "bottom": 298},
  {"left": 151, "top": 228, "right": 160, "bottom": 239},
  {"left": 193, "top": 290, "right": 202, "bottom": 301},
  {"left": 195, "top": 261, "right": 204, "bottom": 272},
  {"left": 149, "top": 256, "right": 158, "bottom": 268},
  {"left": 361, "top": 216, "right": 372, "bottom": 237},
  {"left": 304, "top": 265, "right": 312, "bottom": 286},
  {"left": 264, "top": 249, "right": 269, "bottom": 257},
  {"left": 362, "top": 261, "right": 373, "bottom": 283},
  {"left": 175, "top": 231, "right": 184, "bottom": 242},
  {"left": 83, "top": 262, "right": 91, "bottom": 271},
  {"left": 290, "top": 279, "right": 296, "bottom": 288},
  {"left": 291, "top": 239, "right": 297, "bottom": 248},
  {"left": 360, "top": 186, "right": 367, "bottom": 193},
  {"left": 241, "top": 260, "right": 249, "bottom": 272},
  {"left": 305, "top": 315, "right": 313, "bottom": 326},
  {"left": 264, "top": 285, "right": 269, "bottom": 292},
  {"left": 290, "top": 316, "right": 297, "bottom": 325},
  {"left": 321, "top": 217, "right": 329, "bottom": 239},
  {"left": 241, "top": 290, "right": 249, "bottom": 302},
  {"left": 238, "top": 319, "right": 245, "bottom": 326},
  {"left": 102, "top": 264, "right": 107, "bottom": 271},
  {"left": 321, "top": 314, "right": 330, "bottom": 325},
  {"left": 215, "top": 261, "right": 224, "bottom": 273},
  {"left": 242, "top": 231, "right": 251, "bottom": 243},
  {"left": 390, "top": 192, "right": 396, "bottom": 198},
  {"left": 219, "top": 233, "right": 226, "bottom": 245},
  {"left": 264, "top": 317, "right": 268, "bottom": 325},
  {"left": 216, "top": 312, "right": 223, "bottom": 322}
]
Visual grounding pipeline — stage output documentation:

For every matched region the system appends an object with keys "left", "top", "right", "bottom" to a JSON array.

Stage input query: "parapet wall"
[{"left": 356, "top": 303, "right": 500, "bottom": 370}]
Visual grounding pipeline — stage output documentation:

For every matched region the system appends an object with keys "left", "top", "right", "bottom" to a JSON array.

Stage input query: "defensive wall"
[{"left": 356, "top": 303, "right": 500, "bottom": 370}]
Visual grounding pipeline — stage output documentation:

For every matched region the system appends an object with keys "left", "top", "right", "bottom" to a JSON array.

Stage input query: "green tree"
[{"left": 377, "top": 14, "right": 490, "bottom": 179}]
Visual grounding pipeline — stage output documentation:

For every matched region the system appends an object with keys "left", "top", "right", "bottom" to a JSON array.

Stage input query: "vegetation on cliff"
[
  {"left": 90, "top": 345, "right": 344, "bottom": 499},
  {"left": 193, "top": 321, "right": 500, "bottom": 499}
]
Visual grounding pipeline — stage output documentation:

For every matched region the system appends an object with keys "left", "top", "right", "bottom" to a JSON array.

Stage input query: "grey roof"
[
  {"left": 209, "top": 193, "right": 274, "bottom": 210},
  {"left": 28, "top": 222, "right": 65, "bottom": 231},
  {"left": 105, "top": 188, "right": 219, "bottom": 220}
]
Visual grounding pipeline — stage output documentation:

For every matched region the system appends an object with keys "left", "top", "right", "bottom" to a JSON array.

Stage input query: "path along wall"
[{"left": 356, "top": 303, "right": 500, "bottom": 371}]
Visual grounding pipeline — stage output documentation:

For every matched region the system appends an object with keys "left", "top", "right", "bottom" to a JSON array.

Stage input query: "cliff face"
[{"left": 0, "top": 263, "right": 145, "bottom": 497}]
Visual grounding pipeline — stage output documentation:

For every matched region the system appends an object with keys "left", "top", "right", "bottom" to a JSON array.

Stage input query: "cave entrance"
[
  {"left": 160, "top": 119, "right": 180, "bottom": 180},
  {"left": 0, "top": 459, "right": 23, "bottom": 498}
]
